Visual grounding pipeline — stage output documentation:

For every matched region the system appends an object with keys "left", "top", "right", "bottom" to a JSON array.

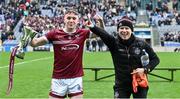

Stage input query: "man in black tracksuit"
[{"left": 86, "top": 17, "right": 160, "bottom": 98}]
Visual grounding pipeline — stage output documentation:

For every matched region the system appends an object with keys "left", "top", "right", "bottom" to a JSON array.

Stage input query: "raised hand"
[
  {"left": 93, "top": 14, "right": 104, "bottom": 29},
  {"left": 84, "top": 15, "right": 94, "bottom": 28}
]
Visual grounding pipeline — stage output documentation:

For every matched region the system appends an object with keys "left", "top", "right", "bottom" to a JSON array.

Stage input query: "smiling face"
[
  {"left": 64, "top": 11, "right": 79, "bottom": 32},
  {"left": 117, "top": 26, "right": 132, "bottom": 40}
]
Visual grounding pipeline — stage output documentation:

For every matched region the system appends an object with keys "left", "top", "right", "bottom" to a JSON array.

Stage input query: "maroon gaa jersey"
[{"left": 45, "top": 28, "right": 90, "bottom": 79}]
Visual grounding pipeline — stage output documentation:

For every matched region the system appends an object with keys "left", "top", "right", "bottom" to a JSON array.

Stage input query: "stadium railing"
[{"left": 84, "top": 67, "right": 180, "bottom": 81}]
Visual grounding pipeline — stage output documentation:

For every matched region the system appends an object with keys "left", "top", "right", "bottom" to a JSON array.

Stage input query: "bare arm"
[{"left": 30, "top": 36, "right": 48, "bottom": 47}]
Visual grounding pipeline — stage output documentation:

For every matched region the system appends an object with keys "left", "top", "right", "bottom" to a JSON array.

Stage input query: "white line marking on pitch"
[{"left": 0, "top": 57, "right": 53, "bottom": 69}]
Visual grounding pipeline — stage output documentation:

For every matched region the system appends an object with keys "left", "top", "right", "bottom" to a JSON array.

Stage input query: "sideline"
[{"left": 0, "top": 57, "right": 53, "bottom": 69}]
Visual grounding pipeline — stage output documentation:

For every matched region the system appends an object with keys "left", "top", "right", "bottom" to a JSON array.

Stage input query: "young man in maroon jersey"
[{"left": 30, "top": 9, "right": 104, "bottom": 99}]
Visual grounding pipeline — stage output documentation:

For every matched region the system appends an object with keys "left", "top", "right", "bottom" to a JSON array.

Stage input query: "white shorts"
[{"left": 49, "top": 77, "right": 83, "bottom": 98}]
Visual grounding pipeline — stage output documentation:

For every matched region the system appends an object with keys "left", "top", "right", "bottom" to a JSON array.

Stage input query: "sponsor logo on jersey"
[{"left": 61, "top": 44, "right": 79, "bottom": 51}]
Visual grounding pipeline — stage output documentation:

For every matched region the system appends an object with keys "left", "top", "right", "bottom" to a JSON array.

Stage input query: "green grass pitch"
[{"left": 0, "top": 51, "right": 180, "bottom": 98}]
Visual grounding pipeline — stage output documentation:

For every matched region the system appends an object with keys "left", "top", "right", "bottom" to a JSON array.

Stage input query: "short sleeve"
[
  {"left": 45, "top": 30, "right": 55, "bottom": 42},
  {"left": 84, "top": 29, "right": 91, "bottom": 38}
]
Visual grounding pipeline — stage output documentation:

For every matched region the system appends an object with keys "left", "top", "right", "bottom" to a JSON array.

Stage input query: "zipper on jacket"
[
  {"left": 125, "top": 47, "right": 130, "bottom": 59},
  {"left": 126, "top": 46, "right": 134, "bottom": 71}
]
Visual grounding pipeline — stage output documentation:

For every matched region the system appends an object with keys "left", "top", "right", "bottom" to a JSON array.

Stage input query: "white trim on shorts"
[{"left": 49, "top": 77, "right": 83, "bottom": 97}]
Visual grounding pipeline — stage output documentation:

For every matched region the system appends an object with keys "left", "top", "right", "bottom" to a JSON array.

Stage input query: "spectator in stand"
[
  {"left": 0, "top": 32, "right": 2, "bottom": 51},
  {"left": 174, "top": 48, "right": 180, "bottom": 52},
  {"left": 173, "top": 0, "right": 178, "bottom": 10},
  {"left": 86, "top": 38, "right": 91, "bottom": 51},
  {"left": 1, "top": 31, "right": 8, "bottom": 43},
  {"left": 91, "top": 38, "right": 97, "bottom": 52},
  {"left": 176, "top": 14, "right": 180, "bottom": 25},
  {"left": 97, "top": 37, "right": 104, "bottom": 51},
  {"left": 160, "top": 37, "right": 165, "bottom": 46}
]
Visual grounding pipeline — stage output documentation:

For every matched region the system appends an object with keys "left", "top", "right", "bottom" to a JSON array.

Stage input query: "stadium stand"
[{"left": 0, "top": 0, "right": 180, "bottom": 52}]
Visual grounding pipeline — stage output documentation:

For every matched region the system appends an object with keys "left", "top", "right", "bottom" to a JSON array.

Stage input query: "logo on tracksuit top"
[{"left": 134, "top": 47, "right": 141, "bottom": 55}]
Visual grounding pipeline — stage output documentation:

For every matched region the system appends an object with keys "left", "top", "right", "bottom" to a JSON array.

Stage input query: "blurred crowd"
[
  {"left": 0, "top": 0, "right": 180, "bottom": 48},
  {"left": 0, "top": 0, "right": 138, "bottom": 43},
  {"left": 147, "top": 0, "right": 180, "bottom": 26},
  {"left": 161, "top": 32, "right": 180, "bottom": 46}
]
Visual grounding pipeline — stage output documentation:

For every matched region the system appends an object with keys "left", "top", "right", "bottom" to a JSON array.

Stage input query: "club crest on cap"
[{"left": 119, "top": 23, "right": 122, "bottom": 26}]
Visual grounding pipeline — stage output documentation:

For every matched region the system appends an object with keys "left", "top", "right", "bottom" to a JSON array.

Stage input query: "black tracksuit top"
[{"left": 90, "top": 26, "right": 160, "bottom": 87}]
